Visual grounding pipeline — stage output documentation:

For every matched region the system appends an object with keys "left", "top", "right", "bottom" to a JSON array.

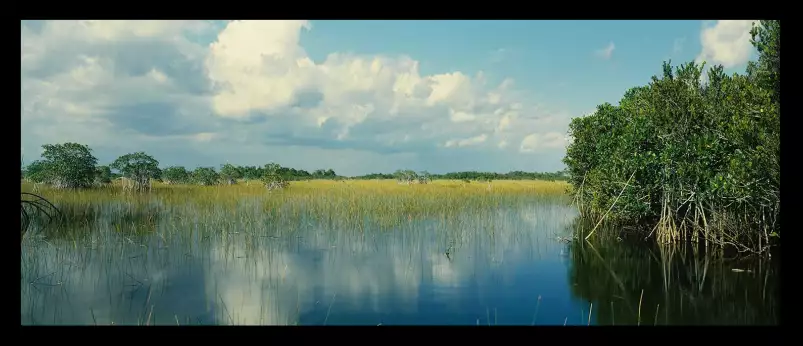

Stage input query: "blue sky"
[{"left": 21, "top": 20, "right": 759, "bottom": 176}]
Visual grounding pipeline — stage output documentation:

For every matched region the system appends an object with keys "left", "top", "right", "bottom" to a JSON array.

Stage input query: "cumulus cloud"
[
  {"left": 21, "top": 20, "right": 572, "bottom": 174},
  {"left": 519, "top": 132, "right": 567, "bottom": 153},
  {"left": 696, "top": 20, "right": 757, "bottom": 68},
  {"left": 594, "top": 42, "right": 615, "bottom": 60}
]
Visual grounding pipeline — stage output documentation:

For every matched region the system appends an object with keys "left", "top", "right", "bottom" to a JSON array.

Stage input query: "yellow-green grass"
[
  {"left": 21, "top": 179, "right": 571, "bottom": 236},
  {"left": 21, "top": 179, "right": 569, "bottom": 204}
]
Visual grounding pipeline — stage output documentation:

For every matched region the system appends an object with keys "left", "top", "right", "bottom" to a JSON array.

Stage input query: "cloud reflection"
[{"left": 21, "top": 200, "right": 578, "bottom": 325}]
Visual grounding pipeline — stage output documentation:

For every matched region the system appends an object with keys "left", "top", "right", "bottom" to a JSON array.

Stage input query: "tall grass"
[
  {"left": 20, "top": 178, "right": 776, "bottom": 326},
  {"left": 20, "top": 179, "right": 570, "bottom": 240},
  {"left": 20, "top": 189, "right": 574, "bottom": 325}
]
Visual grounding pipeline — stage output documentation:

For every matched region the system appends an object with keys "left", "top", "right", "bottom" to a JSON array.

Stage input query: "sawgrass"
[{"left": 20, "top": 179, "right": 570, "bottom": 239}]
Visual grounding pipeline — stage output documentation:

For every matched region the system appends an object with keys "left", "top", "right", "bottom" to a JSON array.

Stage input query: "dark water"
[{"left": 20, "top": 200, "right": 778, "bottom": 325}]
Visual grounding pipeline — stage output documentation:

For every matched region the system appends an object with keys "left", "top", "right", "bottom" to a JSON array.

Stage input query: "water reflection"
[
  {"left": 20, "top": 200, "right": 777, "bottom": 325},
  {"left": 567, "top": 237, "right": 779, "bottom": 325}
]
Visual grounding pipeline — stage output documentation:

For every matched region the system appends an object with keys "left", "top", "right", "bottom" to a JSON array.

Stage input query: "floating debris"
[{"left": 556, "top": 236, "right": 572, "bottom": 243}]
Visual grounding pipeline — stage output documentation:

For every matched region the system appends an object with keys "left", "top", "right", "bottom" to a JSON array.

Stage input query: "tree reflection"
[{"left": 566, "top": 229, "right": 779, "bottom": 325}]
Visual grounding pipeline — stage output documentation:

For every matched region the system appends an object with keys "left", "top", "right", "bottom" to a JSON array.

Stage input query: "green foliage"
[
  {"left": 162, "top": 166, "right": 191, "bottom": 184},
  {"left": 238, "top": 166, "right": 262, "bottom": 180},
  {"left": 388, "top": 170, "right": 435, "bottom": 184},
  {"left": 219, "top": 163, "right": 242, "bottom": 185},
  {"left": 24, "top": 160, "right": 51, "bottom": 184},
  {"left": 38, "top": 143, "right": 99, "bottom": 189},
  {"left": 264, "top": 163, "right": 281, "bottom": 175},
  {"left": 393, "top": 169, "right": 417, "bottom": 184},
  {"left": 260, "top": 163, "right": 289, "bottom": 190},
  {"left": 562, "top": 21, "right": 780, "bottom": 252},
  {"left": 312, "top": 168, "right": 337, "bottom": 178},
  {"left": 160, "top": 164, "right": 561, "bottom": 183},
  {"left": 111, "top": 152, "right": 161, "bottom": 192},
  {"left": 227, "top": 165, "right": 322, "bottom": 181},
  {"left": 418, "top": 171, "right": 431, "bottom": 184},
  {"left": 192, "top": 167, "right": 220, "bottom": 186},
  {"left": 94, "top": 165, "right": 112, "bottom": 185},
  {"left": 276, "top": 167, "right": 312, "bottom": 180},
  {"left": 25, "top": 145, "right": 566, "bottom": 189},
  {"left": 748, "top": 20, "right": 780, "bottom": 103}
]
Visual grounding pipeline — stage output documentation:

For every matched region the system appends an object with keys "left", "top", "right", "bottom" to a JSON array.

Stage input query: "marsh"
[{"left": 20, "top": 180, "right": 778, "bottom": 325}]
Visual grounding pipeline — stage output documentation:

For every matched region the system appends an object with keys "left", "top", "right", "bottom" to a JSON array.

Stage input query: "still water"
[{"left": 20, "top": 200, "right": 778, "bottom": 325}]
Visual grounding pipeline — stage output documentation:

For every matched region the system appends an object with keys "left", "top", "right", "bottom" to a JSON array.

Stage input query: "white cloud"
[
  {"left": 696, "top": 20, "right": 757, "bottom": 68},
  {"left": 21, "top": 20, "right": 572, "bottom": 175},
  {"left": 594, "top": 42, "right": 615, "bottom": 60},
  {"left": 192, "top": 132, "right": 218, "bottom": 142},
  {"left": 519, "top": 132, "right": 567, "bottom": 153},
  {"left": 444, "top": 133, "right": 488, "bottom": 148}
]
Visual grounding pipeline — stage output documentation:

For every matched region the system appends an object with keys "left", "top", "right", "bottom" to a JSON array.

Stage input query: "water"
[{"left": 20, "top": 199, "right": 778, "bottom": 325}]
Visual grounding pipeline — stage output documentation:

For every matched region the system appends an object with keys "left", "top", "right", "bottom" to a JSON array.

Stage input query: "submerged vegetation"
[
  {"left": 20, "top": 192, "right": 62, "bottom": 242},
  {"left": 563, "top": 20, "right": 780, "bottom": 254}
]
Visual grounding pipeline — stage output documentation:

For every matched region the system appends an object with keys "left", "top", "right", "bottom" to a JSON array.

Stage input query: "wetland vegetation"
[
  {"left": 564, "top": 20, "right": 780, "bottom": 255},
  {"left": 20, "top": 179, "right": 777, "bottom": 325},
  {"left": 20, "top": 20, "right": 779, "bottom": 326}
]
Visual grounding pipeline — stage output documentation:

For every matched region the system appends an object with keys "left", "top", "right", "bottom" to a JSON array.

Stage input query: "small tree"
[
  {"left": 193, "top": 167, "right": 220, "bottom": 186},
  {"left": 237, "top": 165, "right": 263, "bottom": 185},
  {"left": 240, "top": 166, "right": 263, "bottom": 181},
  {"left": 417, "top": 171, "right": 431, "bottom": 184},
  {"left": 24, "top": 160, "right": 51, "bottom": 184},
  {"left": 111, "top": 152, "right": 161, "bottom": 192},
  {"left": 260, "top": 163, "right": 289, "bottom": 190},
  {"left": 162, "top": 166, "right": 190, "bottom": 185},
  {"left": 94, "top": 165, "right": 113, "bottom": 186},
  {"left": 39, "top": 143, "right": 98, "bottom": 189},
  {"left": 220, "top": 163, "right": 242, "bottom": 185},
  {"left": 394, "top": 169, "right": 417, "bottom": 185}
]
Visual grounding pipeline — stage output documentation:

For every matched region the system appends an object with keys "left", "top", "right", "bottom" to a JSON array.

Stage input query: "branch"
[{"left": 585, "top": 170, "right": 637, "bottom": 240}]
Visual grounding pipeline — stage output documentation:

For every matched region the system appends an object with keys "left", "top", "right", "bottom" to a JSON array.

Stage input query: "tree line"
[
  {"left": 562, "top": 20, "right": 779, "bottom": 253},
  {"left": 21, "top": 143, "right": 567, "bottom": 191},
  {"left": 20, "top": 145, "right": 338, "bottom": 191},
  {"left": 354, "top": 170, "right": 568, "bottom": 182}
]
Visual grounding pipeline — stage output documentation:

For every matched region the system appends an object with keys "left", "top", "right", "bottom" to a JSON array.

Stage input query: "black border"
[
  {"left": 15, "top": 325, "right": 785, "bottom": 340},
  {"left": 15, "top": 13, "right": 788, "bottom": 337}
]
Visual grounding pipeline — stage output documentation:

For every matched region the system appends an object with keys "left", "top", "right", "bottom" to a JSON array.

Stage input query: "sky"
[{"left": 20, "top": 20, "right": 760, "bottom": 176}]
